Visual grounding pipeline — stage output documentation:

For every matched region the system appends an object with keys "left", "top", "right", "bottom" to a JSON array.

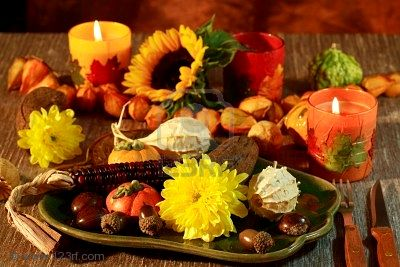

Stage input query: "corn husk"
[{"left": 0, "top": 158, "right": 20, "bottom": 200}]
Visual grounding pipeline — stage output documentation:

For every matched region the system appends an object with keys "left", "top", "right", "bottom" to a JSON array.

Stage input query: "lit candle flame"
[
  {"left": 332, "top": 97, "right": 340, "bottom": 114},
  {"left": 93, "top": 20, "right": 103, "bottom": 41}
]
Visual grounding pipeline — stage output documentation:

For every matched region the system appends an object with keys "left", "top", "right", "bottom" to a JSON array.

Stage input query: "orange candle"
[
  {"left": 307, "top": 88, "right": 378, "bottom": 182},
  {"left": 68, "top": 21, "right": 131, "bottom": 86}
]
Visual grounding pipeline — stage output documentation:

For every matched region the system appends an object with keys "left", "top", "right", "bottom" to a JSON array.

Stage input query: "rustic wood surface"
[{"left": 0, "top": 33, "right": 400, "bottom": 266}]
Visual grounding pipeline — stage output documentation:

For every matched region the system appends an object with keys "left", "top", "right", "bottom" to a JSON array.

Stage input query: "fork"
[{"left": 333, "top": 179, "right": 367, "bottom": 267}]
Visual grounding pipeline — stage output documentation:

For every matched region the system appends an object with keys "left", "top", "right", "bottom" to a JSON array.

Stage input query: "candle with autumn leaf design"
[
  {"left": 307, "top": 88, "right": 377, "bottom": 182},
  {"left": 68, "top": 21, "right": 131, "bottom": 86}
]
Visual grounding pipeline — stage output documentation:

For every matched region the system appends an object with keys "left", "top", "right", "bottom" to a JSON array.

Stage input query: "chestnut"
[
  {"left": 71, "top": 192, "right": 104, "bottom": 214},
  {"left": 278, "top": 212, "right": 310, "bottom": 236},
  {"left": 75, "top": 206, "right": 107, "bottom": 231}
]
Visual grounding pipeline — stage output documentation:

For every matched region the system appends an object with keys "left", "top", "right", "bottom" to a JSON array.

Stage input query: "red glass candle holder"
[
  {"left": 223, "top": 32, "right": 285, "bottom": 105},
  {"left": 307, "top": 88, "right": 378, "bottom": 182}
]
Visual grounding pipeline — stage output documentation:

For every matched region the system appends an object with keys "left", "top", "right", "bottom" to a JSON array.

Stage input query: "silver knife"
[{"left": 369, "top": 180, "right": 400, "bottom": 267}]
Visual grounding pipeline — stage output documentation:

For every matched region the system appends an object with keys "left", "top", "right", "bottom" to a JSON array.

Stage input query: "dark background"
[{"left": 2, "top": 0, "right": 400, "bottom": 33}]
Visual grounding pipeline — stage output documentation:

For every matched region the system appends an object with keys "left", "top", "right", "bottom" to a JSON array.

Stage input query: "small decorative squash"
[
  {"left": 108, "top": 140, "right": 160, "bottom": 164},
  {"left": 283, "top": 100, "right": 308, "bottom": 146},
  {"left": 310, "top": 44, "right": 363, "bottom": 89}
]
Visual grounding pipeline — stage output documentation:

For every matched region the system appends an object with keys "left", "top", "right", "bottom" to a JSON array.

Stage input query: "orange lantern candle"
[
  {"left": 307, "top": 88, "right": 378, "bottom": 182},
  {"left": 68, "top": 20, "right": 131, "bottom": 86}
]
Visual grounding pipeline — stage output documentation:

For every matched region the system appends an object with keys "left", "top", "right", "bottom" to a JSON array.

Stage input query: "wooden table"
[{"left": 0, "top": 33, "right": 400, "bottom": 266}]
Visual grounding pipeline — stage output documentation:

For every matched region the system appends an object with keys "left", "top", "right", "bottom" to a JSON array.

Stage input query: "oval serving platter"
[{"left": 39, "top": 158, "right": 340, "bottom": 264}]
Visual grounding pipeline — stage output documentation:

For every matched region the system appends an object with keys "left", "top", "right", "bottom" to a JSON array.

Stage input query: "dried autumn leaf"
[
  {"left": 145, "top": 105, "right": 168, "bottom": 130},
  {"left": 385, "top": 82, "right": 400, "bottom": 98},
  {"left": 56, "top": 85, "right": 76, "bottom": 108},
  {"left": 266, "top": 102, "right": 284, "bottom": 123},
  {"left": 195, "top": 108, "right": 221, "bottom": 135},
  {"left": 361, "top": 75, "right": 392, "bottom": 97},
  {"left": 387, "top": 72, "right": 400, "bottom": 82},
  {"left": 283, "top": 101, "right": 308, "bottom": 146},
  {"left": 76, "top": 86, "right": 97, "bottom": 112},
  {"left": 20, "top": 57, "right": 59, "bottom": 94},
  {"left": 248, "top": 120, "right": 283, "bottom": 157},
  {"left": 258, "top": 64, "right": 284, "bottom": 102},
  {"left": 281, "top": 94, "right": 301, "bottom": 113},
  {"left": 220, "top": 107, "right": 256, "bottom": 134},
  {"left": 128, "top": 95, "right": 151, "bottom": 122},
  {"left": 7, "top": 57, "right": 26, "bottom": 91},
  {"left": 103, "top": 91, "right": 130, "bottom": 117},
  {"left": 238, "top": 95, "right": 272, "bottom": 120},
  {"left": 173, "top": 107, "right": 194, "bottom": 118}
]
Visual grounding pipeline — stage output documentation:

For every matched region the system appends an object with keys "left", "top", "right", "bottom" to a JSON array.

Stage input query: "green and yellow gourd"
[{"left": 310, "top": 44, "right": 363, "bottom": 89}]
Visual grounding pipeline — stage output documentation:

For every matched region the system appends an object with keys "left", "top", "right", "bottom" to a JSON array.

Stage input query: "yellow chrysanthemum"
[
  {"left": 17, "top": 105, "right": 85, "bottom": 168},
  {"left": 123, "top": 25, "right": 207, "bottom": 102},
  {"left": 158, "top": 154, "right": 248, "bottom": 242}
]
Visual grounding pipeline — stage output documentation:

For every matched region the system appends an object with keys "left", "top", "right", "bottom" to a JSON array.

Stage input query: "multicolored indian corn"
[{"left": 68, "top": 159, "right": 175, "bottom": 192}]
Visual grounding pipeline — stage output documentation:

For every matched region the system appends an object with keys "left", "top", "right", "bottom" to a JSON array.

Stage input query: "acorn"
[
  {"left": 138, "top": 204, "right": 163, "bottom": 236},
  {"left": 239, "top": 229, "right": 274, "bottom": 254},
  {"left": 101, "top": 211, "right": 130, "bottom": 234},
  {"left": 278, "top": 212, "right": 310, "bottom": 236}
]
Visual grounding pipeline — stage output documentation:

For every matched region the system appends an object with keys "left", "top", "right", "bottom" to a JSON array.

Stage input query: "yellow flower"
[
  {"left": 123, "top": 26, "right": 207, "bottom": 102},
  {"left": 158, "top": 154, "right": 248, "bottom": 242},
  {"left": 17, "top": 105, "right": 85, "bottom": 168}
]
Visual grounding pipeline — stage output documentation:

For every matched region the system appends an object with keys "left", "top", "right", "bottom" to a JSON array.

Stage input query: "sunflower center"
[{"left": 151, "top": 48, "right": 192, "bottom": 89}]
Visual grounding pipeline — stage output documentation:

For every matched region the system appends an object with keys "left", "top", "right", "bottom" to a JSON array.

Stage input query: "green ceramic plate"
[{"left": 38, "top": 158, "right": 340, "bottom": 263}]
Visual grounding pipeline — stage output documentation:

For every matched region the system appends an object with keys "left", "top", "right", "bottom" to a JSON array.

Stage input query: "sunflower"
[
  {"left": 123, "top": 26, "right": 207, "bottom": 102},
  {"left": 17, "top": 105, "right": 85, "bottom": 168},
  {"left": 158, "top": 154, "right": 249, "bottom": 242}
]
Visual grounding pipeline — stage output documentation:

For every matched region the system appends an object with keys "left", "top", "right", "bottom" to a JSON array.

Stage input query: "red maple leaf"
[{"left": 87, "top": 56, "right": 121, "bottom": 86}]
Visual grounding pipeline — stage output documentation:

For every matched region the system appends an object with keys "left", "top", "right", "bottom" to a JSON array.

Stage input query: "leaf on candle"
[
  {"left": 87, "top": 56, "right": 121, "bottom": 86},
  {"left": 324, "top": 134, "right": 367, "bottom": 172},
  {"left": 71, "top": 59, "right": 85, "bottom": 86}
]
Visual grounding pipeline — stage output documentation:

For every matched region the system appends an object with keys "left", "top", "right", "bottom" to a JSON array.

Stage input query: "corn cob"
[{"left": 68, "top": 159, "right": 175, "bottom": 192}]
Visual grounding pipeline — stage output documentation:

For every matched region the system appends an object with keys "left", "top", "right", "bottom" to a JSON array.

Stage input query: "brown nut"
[
  {"left": 128, "top": 95, "right": 151, "bottom": 122},
  {"left": 220, "top": 107, "right": 256, "bottom": 134},
  {"left": 173, "top": 107, "right": 194, "bottom": 118},
  {"left": 103, "top": 91, "right": 130, "bottom": 117},
  {"left": 248, "top": 121, "right": 283, "bottom": 157},
  {"left": 238, "top": 95, "right": 272, "bottom": 120},
  {"left": 7, "top": 57, "right": 26, "bottom": 91},
  {"left": 281, "top": 95, "right": 300, "bottom": 114},
  {"left": 56, "top": 85, "right": 76, "bottom": 108},
  {"left": 76, "top": 86, "right": 97, "bottom": 112},
  {"left": 145, "top": 105, "right": 168, "bottom": 130},
  {"left": 195, "top": 108, "right": 221, "bottom": 135},
  {"left": 361, "top": 75, "right": 392, "bottom": 97},
  {"left": 266, "top": 102, "right": 284, "bottom": 123}
]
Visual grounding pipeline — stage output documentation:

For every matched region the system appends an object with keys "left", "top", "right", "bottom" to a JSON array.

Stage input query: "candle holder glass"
[
  {"left": 68, "top": 21, "right": 131, "bottom": 87},
  {"left": 223, "top": 32, "right": 285, "bottom": 105},
  {"left": 307, "top": 88, "right": 378, "bottom": 182}
]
